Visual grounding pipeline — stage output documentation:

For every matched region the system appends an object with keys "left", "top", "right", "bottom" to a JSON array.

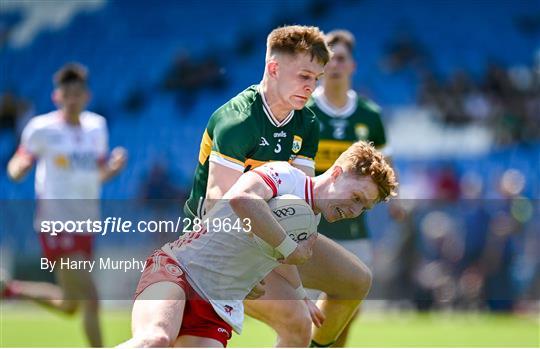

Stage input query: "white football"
[
  {"left": 252, "top": 194, "right": 317, "bottom": 258},
  {"left": 268, "top": 194, "right": 317, "bottom": 243}
]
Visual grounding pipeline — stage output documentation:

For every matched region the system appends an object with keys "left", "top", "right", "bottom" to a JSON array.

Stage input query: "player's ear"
[
  {"left": 51, "top": 89, "right": 61, "bottom": 106},
  {"left": 267, "top": 60, "right": 279, "bottom": 79},
  {"left": 85, "top": 89, "right": 92, "bottom": 104},
  {"left": 330, "top": 165, "right": 343, "bottom": 180}
]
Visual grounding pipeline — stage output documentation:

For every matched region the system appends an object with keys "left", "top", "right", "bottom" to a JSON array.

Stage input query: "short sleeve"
[
  {"left": 252, "top": 162, "right": 297, "bottom": 197},
  {"left": 369, "top": 110, "right": 387, "bottom": 149},
  {"left": 95, "top": 118, "right": 109, "bottom": 160},
  {"left": 21, "top": 118, "right": 44, "bottom": 157},
  {"left": 209, "top": 117, "right": 256, "bottom": 172}
]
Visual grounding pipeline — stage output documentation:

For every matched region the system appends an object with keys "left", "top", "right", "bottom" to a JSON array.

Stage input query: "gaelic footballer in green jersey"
[
  {"left": 306, "top": 87, "right": 388, "bottom": 240},
  {"left": 185, "top": 85, "right": 320, "bottom": 219}
]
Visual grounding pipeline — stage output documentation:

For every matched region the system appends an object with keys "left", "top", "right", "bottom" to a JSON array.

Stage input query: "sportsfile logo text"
[
  {"left": 40, "top": 216, "right": 182, "bottom": 236},
  {"left": 40, "top": 216, "right": 252, "bottom": 236}
]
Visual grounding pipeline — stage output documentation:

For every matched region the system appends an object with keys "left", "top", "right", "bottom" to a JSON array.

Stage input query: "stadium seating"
[{"left": 0, "top": 0, "right": 538, "bottom": 250}]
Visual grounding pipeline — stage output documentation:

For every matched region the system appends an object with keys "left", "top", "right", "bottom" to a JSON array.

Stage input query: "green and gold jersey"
[
  {"left": 307, "top": 87, "right": 388, "bottom": 239},
  {"left": 184, "top": 85, "right": 320, "bottom": 218}
]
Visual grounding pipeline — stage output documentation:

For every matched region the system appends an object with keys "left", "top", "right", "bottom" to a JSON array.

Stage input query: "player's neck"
[
  {"left": 323, "top": 80, "right": 350, "bottom": 109},
  {"left": 60, "top": 110, "right": 81, "bottom": 125},
  {"left": 259, "top": 82, "right": 292, "bottom": 122},
  {"left": 311, "top": 175, "right": 326, "bottom": 215}
]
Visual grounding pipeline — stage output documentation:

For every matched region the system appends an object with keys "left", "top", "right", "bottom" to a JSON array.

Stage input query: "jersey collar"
[
  {"left": 304, "top": 176, "right": 315, "bottom": 210},
  {"left": 312, "top": 86, "right": 357, "bottom": 118},
  {"left": 258, "top": 85, "right": 295, "bottom": 128}
]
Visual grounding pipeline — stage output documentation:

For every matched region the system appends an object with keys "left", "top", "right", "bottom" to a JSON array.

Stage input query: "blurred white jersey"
[
  {"left": 162, "top": 162, "right": 315, "bottom": 334},
  {"left": 21, "top": 111, "right": 108, "bottom": 230}
]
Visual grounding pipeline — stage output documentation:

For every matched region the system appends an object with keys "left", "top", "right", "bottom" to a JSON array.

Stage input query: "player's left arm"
[
  {"left": 99, "top": 146, "right": 127, "bottom": 182},
  {"left": 96, "top": 119, "right": 127, "bottom": 182},
  {"left": 226, "top": 170, "right": 316, "bottom": 265}
]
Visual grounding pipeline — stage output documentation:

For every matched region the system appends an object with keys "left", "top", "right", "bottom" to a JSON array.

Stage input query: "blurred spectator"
[
  {"left": 139, "top": 161, "right": 188, "bottom": 244},
  {"left": 380, "top": 29, "right": 429, "bottom": 73},
  {"left": 162, "top": 51, "right": 227, "bottom": 113},
  {"left": 417, "top": 58, "right": 540, "bottom": 145},
  {"left": 140, "top": 161, "right": 186, "bottom": 201},
  {"left": 0, "top": 91, "right": 32, "bottom": 132},
  {"left": 122, "top": 87, "right": 146, "bottom": 114},
  {"left": 433, "top": 164, "right": 461, "bottom": 202}
]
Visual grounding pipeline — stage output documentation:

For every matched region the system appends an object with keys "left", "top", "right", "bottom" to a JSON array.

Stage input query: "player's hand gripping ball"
[{"left": 253, "top": 194, "right": 317, "bottom": 258}]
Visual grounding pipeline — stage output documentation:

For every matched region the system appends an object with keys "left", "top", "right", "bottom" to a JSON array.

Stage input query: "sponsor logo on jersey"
[
  {"left": 259, "top": 137, "right": 270, "bottom": 146},
  {"left": 218, "top": 327, "right": 230, "bottom": 336},
  {"left": 267, "top": 167, "right": 282, "bottom": 184},
  {"left": 224, "top": 305, "right": 233, "bottom": 316},
  {"left": 54, "top": 155, "right": 70, "bottom": 168},
  {"left": 355, "top": 124, "right": 369, "bottom": 140},
  {"left": 273, "top": 131, "right": 287, "bottom": 138},
  {"left": 292, "top": 135, "right": 302, "bottom": 153},
  {"left": 273, "top": 206, "right": 296, "bottom": 218}
]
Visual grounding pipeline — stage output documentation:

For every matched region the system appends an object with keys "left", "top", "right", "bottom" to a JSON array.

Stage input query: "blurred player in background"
[
  {"left": 184, "top": 24, "right": 378, "bottom": 347},
  {"left": 306, "top": 29, "right": 390, "bottom": 347},
  {"left": 4, "top": 63, "right": 127, "bottom": 347},
  {"left": 121, "top": 141, "right": 396, "bottom": 348}
]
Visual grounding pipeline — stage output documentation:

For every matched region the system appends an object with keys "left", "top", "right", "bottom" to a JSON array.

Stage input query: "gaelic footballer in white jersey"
[
  {"left": 20, "top": 110, "right": 108, "bottom": 231},
  {"left": 162, "top": 161, "right": 317, "bottom": 334},
  {"left": 123, "top": 140, "right": 395, "bottom": 348}
]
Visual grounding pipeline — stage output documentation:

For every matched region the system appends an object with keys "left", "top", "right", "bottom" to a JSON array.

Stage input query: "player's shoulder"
[
  {"left": 356, "top": 94, "right": 382, "bottom": 115},
  {"left": 24, "top": 111, "right": 62, "bottom": 132},
  {"left": 213, "top": 85, "right": 259, "bottom": 121},
  {"left": 259, "top": 161, "right": 305, "bottom": 179},
  {"left": 301, "top": 104, "right": 319, "bottom": 125},
  {"left": 80, "top": 111, "right": 107, "bottom": 129},
  {"left": 209, "top": 85, "right": 259, "bottom": 134}
]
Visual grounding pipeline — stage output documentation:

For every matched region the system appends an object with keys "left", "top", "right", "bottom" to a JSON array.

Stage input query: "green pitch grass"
[{"left": 0, "top": 303, "right": 538, "bottom": 347}]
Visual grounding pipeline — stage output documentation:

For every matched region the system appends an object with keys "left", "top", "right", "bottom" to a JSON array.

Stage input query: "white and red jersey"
[
  {"left": 20, "top": 110, "right": 108, "bottom": 231},
  {"left": 162, "top": 161, "right": 316, "bottom": 334}
]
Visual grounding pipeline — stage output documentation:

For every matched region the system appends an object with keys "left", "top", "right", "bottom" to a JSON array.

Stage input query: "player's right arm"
[
  {"left": 203, "top": 115, "right": 254, "bottom": 213},
  {"left": 7, "top": 149, "right": 34, "bottom": 181},
  {"left": 226, "top": 170, "right": 316, "bottom": 265},
  {"left": 205, "top": 162, "right": 243, "bottom": 212},
  {"left": 7, "top": 118, "right": 41, "bottom": 181}
]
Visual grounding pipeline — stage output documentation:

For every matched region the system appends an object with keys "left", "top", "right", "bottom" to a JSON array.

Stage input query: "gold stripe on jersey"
[
  {"left": 244, "top": 158, "right": 268, "bottom": 170},
  {"left": 315, "top": 139, "right": 353, "bottom": 172},
  {"left": 210, "top": 151, "right": 245, "bottom": 167},
  {"left": 198, "top": 129, "right": 213, "bottom": 165},
  {"left": 244, "top": 158, "right": 296, "bottom": 171}
]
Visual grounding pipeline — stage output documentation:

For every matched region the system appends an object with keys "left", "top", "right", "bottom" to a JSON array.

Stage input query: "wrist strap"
[
  {"left": 295, "top": 285, "right": 307, "bottom": 300},
  {"left": 275, "top": 235, "right": 297, "bottom": 258}
]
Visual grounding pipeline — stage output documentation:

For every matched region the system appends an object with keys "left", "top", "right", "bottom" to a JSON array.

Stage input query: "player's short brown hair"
[
  {"left": 326, "top": 29, "right": 355, "bottom": 55},
  {"left": 267, "top": 25, "right": 331, "bottom": 65},
  {"left": 334, "top": 141, "right": 398, "bottom": 202},
  {"left": 53, "top": 62, "right": 88, "bottom": 88}
]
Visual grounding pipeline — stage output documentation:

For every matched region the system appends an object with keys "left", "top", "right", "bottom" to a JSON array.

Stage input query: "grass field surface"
[{"left": 0, "top": 303, "right": 538, "bottom": 347}]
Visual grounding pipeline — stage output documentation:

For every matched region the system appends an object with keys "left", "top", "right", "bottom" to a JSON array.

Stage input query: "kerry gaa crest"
[{"left": 292, "top": 135, "right": 302, "bottom": 153}]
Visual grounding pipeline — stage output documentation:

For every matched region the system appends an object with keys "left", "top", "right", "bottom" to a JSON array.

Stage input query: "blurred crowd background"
[{"left": 1, "top": 0, "right": 539, "bottom": 311}]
